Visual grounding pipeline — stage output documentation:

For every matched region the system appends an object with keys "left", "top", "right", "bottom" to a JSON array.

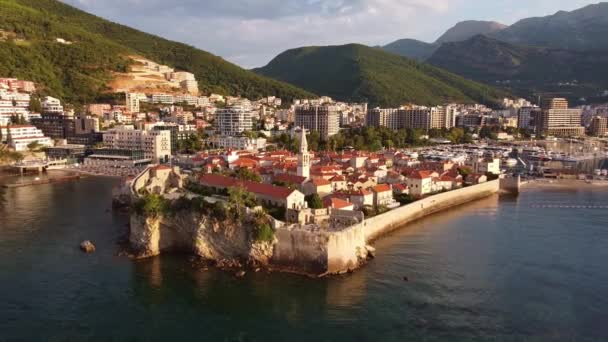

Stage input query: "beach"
[{"left": 522, "top": 178, "right": 608, "bottom": 190}]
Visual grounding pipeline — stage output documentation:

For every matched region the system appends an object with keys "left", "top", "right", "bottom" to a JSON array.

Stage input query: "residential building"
[
  {"left": 125, "top": 93, "right": 140, "bottom": 113},
  {"left": 295, "top": 105, "right": 340, "bottom": 139},
  {"left": 216, "top": 105, "right": 254, "bottom": 136},
  {"left": 366, "top": 106, "right": 455, "bottom": 130},
  {"left": 42, "top": 96, "right": 63, "bottom": 114},
  {"left": 589, "top": 116, "right": 608, "bottom": 137},
  {"left": 103, "top": 126, "right": 171, "bottom": 162},
  {"left": 517, "top": 106, "right": 539, "bottom": 130},
  {"left": 208, "top": 136, "right": 267, "bottom": 152},
  {"left": 536, "top": 98, "right": 585, "bottom": 137},
  {"left": 0, "top": 125, "right": 52, "bottom": 151},
  {"left": 407, "top": 170, "right": 435, "bottom": 197}
]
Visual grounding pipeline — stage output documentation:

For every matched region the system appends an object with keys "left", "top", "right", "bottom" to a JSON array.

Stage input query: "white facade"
[
  {"left": 215, "top": 105, "right": 254, "bottom": 136},
  {"left": 151, "top": 94, "right": 175, "bottom": 104},
  {"left": 209, "top": 136, "right": 267, "bottom": 151},
  {"left": 103, "top": 127, "right": 171, "bottom": 161},
  {"left": 1, "top": 125, "right": 52, "bottom": 151},
  {"left": 125, "top": 92, "right": 140, "bottom": 113},
  {"left": 297, "top": 129, "right": 311, "bottom": 179},
  {"left": 42, "top": 96, "right": 63, "bottom": 114}
]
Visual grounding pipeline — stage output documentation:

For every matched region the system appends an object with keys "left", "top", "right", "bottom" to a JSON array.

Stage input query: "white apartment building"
[
  {"left": 103, "top": 127, "right": 171, "bottom": 161},
  {"left": 125, "top": 93, "right": 140, "bottom": 113},
  {"left": 42, "top": 96, "right": 63, "bottom": 114},
  {"left": 151, "top": 94, "right": 175, "bottom": 104},
  {"left": 174, "top": 95, "right": 199, "bottom": 106},
  {"left": 215, "top": 105, "right": 254, "bottom": 136},
  {"left": 209, "top": 136, "right": 267, "bottom": 152},
  {"left": 0, "top": 125, "right": 53, "bottom": 151}
]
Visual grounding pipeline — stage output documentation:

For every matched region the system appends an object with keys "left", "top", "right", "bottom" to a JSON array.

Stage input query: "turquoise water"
[{"left": 1, "top": 176, "right": 607, "bottom": 341}]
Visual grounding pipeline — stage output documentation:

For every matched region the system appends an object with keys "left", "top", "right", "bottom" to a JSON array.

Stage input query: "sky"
[{"left": 61, "top": 0, "right": 599, "bottom": 68}]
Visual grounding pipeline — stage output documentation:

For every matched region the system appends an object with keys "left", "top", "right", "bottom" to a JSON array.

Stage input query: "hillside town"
[{"left": 1, "top": 75, "right": 608, "bottom": 188}]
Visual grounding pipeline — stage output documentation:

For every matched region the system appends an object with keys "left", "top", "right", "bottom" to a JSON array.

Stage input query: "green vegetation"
[
  {"left": 132, "top": 193, "right": 170, "bottom": 218},
  {"left": 382, "top": 39, "right": 438, "bottom": 61},
  {"left": 0, "top": 145, "right": 23, "bottom": 164},
  {"left": 177, "top": 134, "right": 203, "bottom": 154},
  {"left": 394, "top": 193, "right": 415, "bottom": 205},
  {"left": 362, "top": 205, "right": 389, "bottom": 218},
  {"left": 231, "top": 168, "right": 262, "bottom": 183},
  {"left": 429, "top": 35, "right": 608, "bottom": 101},
  {"left": 0, "top": 0, "right": 315, "bottom": 104},
  {"left": 254, "top": 43, "right": 507, "bottom": 107},
  {"left": 305, "top": 194, "right": 324, "bottom": 209}
]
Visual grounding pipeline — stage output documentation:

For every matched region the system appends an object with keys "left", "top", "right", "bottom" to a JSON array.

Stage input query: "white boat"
[{"left": 505, "top": 158, "right": 518, "bottom": 167}]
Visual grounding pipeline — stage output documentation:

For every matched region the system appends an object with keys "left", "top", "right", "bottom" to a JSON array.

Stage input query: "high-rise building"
[
  {"left": 365, "top": 106, "right": 454, "bottom": 130},
  {"left": 215, "top": 105, "right": 254, "bottom": 136},
  {"left": 297, "top": 129, "right": 311, "bottom": 179},
  {"left": 517, "top": 106, "right": 540, "bottom": 130},
  {"left": 589, "top": 116, "right": 608, "bottom": 137},
  {"left": 125, "top": 93, "right": 140, "bottom": 113},
  {"left": 295, "top": 105, "right": 340, "bottom": 139},
  {"left": 536, "top": 98, "right": 585, "bottom": 137}
]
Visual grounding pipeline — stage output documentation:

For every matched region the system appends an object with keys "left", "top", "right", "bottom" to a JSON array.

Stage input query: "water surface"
[{"left": 1, "top": 177, "right": 607, "bottom": 341}]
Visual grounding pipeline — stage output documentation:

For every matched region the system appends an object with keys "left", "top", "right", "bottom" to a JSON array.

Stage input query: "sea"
[{"left": 1, "top": 174, "right": 607, "bottom": 341}]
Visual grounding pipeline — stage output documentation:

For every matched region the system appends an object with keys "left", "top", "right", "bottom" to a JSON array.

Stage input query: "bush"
[
  {"left": 254, "top": 224, "right": 274, "bottom": 243},
  {"left": 132, "top": 194, "right": 170, "bottom": 218}
]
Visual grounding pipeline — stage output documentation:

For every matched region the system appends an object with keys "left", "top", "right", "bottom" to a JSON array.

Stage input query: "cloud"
[{"left": 60, "top": 0, "right": 596, "bottom": 68}]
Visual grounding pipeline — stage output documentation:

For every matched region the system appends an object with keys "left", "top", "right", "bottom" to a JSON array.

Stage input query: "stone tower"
[{"left": 297, "top": 129, "right": 310, "bottom": 179}]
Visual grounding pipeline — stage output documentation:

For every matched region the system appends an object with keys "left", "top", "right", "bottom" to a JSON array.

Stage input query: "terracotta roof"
[
  {"left": 274, "top": 173, "right": 307, "bottom": 185},
  {"left": 323, "top": 197, "right": 353, "bottom": 210},
  {"left": 199, "top": 174, "right": 296, "bottom": 199},
  {"left": 312, "top": 178, "right": 331, "bottom": 186},
  {"left": 393, "top": 184, "right": 408, "bottom": 191},
  {"left": 372, "top": 184, "right": 391, "bottom": 193},
  {"left": 409, "top": 170, "right": 434, "bottom": 179}
]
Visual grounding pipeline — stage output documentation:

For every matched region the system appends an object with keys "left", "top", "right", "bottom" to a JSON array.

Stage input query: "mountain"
[
  {"left": 491, "top": 3, "right": 608, "bottom": 51},
  {"left": 254, "top": 44, "right": 506, "bottom": 107},
  {"left": 382, "top": 20, "right": 506, "bottom": 60},
  {"left": 0, "top": 0, "right": 314, "bottom": 104},
  {"left": 436, "top": 20, "right": 507, "bottom": 44},
  {"left": 381, "top": 39, "right": 437, "bottom": 61},
  {"left": 428, "top": 35, "right": 608, "bottom": 98}
]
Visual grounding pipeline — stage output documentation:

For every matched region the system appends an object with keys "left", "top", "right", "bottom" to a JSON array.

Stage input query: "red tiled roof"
[
  {"left": 199, "top": 174, "right": 296, "bottom": 199},
  {"left": 372, "top": 184, "right": 391, "bottom": 193},
  {"left": 409, "top": 170, "right": 434, "bottom": 179},
  {"left": 393, "top": 184, "right": 408, "bottom": 191},
  {"left": 312, "top": 179, "right": 331, "bottom": 186},
  {"left": 323, "top": 197, "right": 353, "bottom": 210},
  {"left": 274, "top": 173, "right": 307, "bottom": 185}
]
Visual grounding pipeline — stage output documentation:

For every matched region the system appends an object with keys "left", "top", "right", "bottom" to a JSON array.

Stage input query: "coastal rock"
[
  {"left": 365, "top": 245, "right": 376, "bottom": 258},
  {"left": 80, "top": 240, "right": 96, "bottom": 253}
]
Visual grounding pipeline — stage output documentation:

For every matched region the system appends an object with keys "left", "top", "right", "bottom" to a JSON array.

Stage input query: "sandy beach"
[{"left": 522, "top": 179, "right": 608, "bottom": 190}]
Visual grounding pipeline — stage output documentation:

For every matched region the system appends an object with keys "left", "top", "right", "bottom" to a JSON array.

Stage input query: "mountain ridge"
[
  {"left": 254, "top": 43, "right": 506, "bottom": 107},
  {"left": 0, "top": 0, "right": 315, "bottom": 104}
]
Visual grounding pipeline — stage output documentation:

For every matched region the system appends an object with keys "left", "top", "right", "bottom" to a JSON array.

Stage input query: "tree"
[
  {"left": 27, "top": 141, "right": 42, "bottom": 153},
  {"left": 228, "top": 186, "right": 257, "bottom": 218},
  {"left": 233, "top": 168, "right": 262, "bottom": 182},
  {"left": 305, "top": 194, "right": 324, "bottom": 209}
]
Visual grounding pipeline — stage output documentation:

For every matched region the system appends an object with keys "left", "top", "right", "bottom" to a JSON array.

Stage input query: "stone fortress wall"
[{"left": 127, "top": 166, "right": 503, "bottom": 276}]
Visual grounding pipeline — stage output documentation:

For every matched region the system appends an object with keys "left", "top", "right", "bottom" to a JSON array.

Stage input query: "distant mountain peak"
[{"left": 436, "top": 20, "right": 508, "bottom": 44}]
